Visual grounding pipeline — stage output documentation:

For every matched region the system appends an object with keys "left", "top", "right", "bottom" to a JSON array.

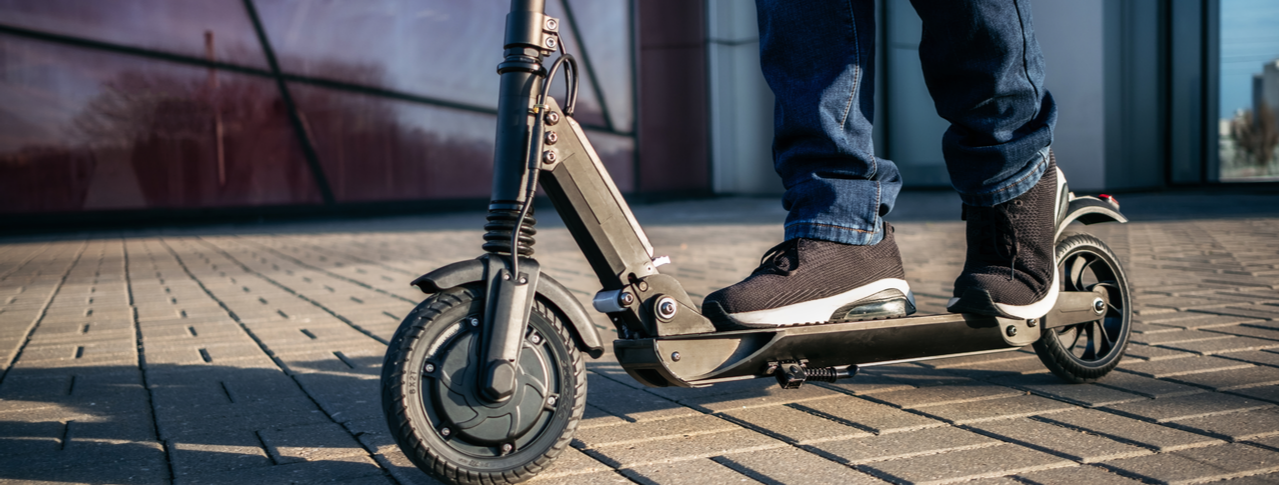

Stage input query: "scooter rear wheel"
[
  {"left": 381, "top": 285, "right": 585, "bottom": 485},
  {"left": 1034, "top": 233, "right": 1132, "bottom": 383}
]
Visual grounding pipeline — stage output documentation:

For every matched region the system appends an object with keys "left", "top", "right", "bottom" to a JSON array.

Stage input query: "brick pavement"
[{"left": 0, "top": 194, "right": 1276, "bottom": 484}]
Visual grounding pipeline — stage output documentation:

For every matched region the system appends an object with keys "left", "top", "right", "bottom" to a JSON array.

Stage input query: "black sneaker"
[
  {"left": 702, "top": 224, "right": 916, "bottom": 331},
  {"left": 947, "top": 153, "right": 1068, "bottom": 320}
]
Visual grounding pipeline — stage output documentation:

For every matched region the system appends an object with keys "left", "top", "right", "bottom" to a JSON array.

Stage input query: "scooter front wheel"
[
  {"left": 381, "top": 285, "right": 585, "bottom": 485},
  {"left": 1034, "top": 233, "right": 1132, "bottom": 383}
]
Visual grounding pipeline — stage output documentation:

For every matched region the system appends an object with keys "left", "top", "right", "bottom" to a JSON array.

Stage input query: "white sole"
[{"left": 727, "top": 278, "right": 912, "bottom": 326}]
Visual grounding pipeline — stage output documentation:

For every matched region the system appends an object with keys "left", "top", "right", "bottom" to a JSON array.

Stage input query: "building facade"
[{"left": 0, "top": 0, "right": 1268, "bottom": 224}]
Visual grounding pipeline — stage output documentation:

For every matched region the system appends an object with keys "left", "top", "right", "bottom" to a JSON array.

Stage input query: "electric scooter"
[{"left": 379, "top": 2, "right": 1131, "bottom": 483}]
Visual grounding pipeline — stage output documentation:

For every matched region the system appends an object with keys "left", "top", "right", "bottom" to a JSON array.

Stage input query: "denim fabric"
[{"left": 755, "top": 0, "right": 1057, "bottom": 245}]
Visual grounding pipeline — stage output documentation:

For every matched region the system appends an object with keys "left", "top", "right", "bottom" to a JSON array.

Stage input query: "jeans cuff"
[
  {"left": 785, "top": 219, "right": 884, "bottom": 246},
  {"left": 957, "top": 147, "right": 1051, "bottom": 207}
]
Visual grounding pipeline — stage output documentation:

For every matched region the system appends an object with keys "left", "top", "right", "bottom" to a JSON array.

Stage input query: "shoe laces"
[{"left": 756, "top": 239, "right": 800, "bottom": 276}]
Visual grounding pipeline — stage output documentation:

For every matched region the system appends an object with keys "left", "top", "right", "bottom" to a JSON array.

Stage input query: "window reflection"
[
  {"left": 255, "top": 0, "right": 507, "bottom": 109},
  {"left": 564, "top": 0, "right": 633, "bottom": 133},
  {"left": 289, "top": 82, "right": 497, "bottom": 202},
  {"left": 0, "top": 0, "right": 268, "bottom": 68},
  {"left": 0, "top": 36, "right": 319, "bottom": 213}
]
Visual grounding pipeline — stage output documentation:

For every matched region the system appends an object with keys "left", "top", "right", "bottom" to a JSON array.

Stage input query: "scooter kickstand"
[{"left": 770, "top": 360, "right": 856, "bottom": 389}]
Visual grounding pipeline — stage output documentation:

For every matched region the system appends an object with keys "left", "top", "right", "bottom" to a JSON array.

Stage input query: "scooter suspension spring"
[{"left": 482, "top": 209, "right": 537, "bottom": 256}]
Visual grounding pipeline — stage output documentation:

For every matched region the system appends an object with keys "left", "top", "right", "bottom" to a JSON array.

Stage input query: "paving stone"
[
  {"left": 1099, "top": 443, "right": 1278, "bottom": 485},
  {"left": 574, "top": 415, "right": 738, "bottom": 450},
  {"left": 989, "top": 373, "right": 1147, "bottom": 408},
  {"left": 1217, "top": 349, "right": 1280, "bottom": 367},
  {"left": 1226, "top": 384, "right": 1278, "bottom": 403},
  {"left": 585, "top": 374, "right": 699, "bottom": 422},
  {"left": 1033, "top": 409, "right": 1223, "bottom": 452},
  {"left": 678, "top": 383, "right": 845, "bottom": 414},
  {"left": 1191, "top": 306, "right": 1279, "bottom": 321},
  {"left": 530, "top": 446, "right": 615, "bottom": 480},
  {"left": 1131, "top": 330, "right": 1232, "bottom": 346},
  {"left": 815, "top": 373, "right": 915, "bottom": 396},
  {"left": 177, "top": 454, "right": 385, "bottom": 485},
  {"left": 1169, "top": 407, "right": 1280, "bottom": 442},
  {"left": 257, "top": 422, "right": 366, "bottom": 464},
  {"left": 1245, "top": 434, "right": 1278, "bottom": 451},
  {"left": 863, "top": 383, "right": 1023, "bottom": 409},
  {"left": 913, "top": 394, "right": 1079, "bottom": 424},
  {"left": 1095, "top": 372, "right": 1205, "bottom": 398},
  {"left": 719, "top": 404, "right": 872, "bottom": 444},
  {"left": 1118, "top": 356, "right": 1255, "bottom": 378},
  {"left": 1015, "top": 464, "right": 1146, "bottom": 484},
  {"left": 805, "top": 425, "right": 998, "bottom": 465},
  {"left": 528, "top": 470, "right": 630, "bottom": 484},
  {"left": 169, "top": 435, "right": 274, "bottom": 478},
  {"left": 1160, "top": 336, "right": 1279, "bottom": 356},
  {"left": 1203, "top": 324, "right": 1280, "bottom": 340},
  {"left": 859, "top": 443, "right": 1074, "bottom": 485},
  {"left": 968, "top": 417, "right": 1152, "bottom": 463},
  {"left": 1124, "top": 344, "right": 1201, "bottom": 362},
  {"left": 864, "top": 364, "right": 977, "bottom": 388},
  {"left": 790, "top": 395, "right": 946, "bottom": 435},
  {"left": 1137, "top": 314, "right": 1264, "bottom": 330},
  {"left": 620, "top": 458, "right": 760, "bottom": 485},
  {"left": 711, "top": 446, "right": 883, "bottom": 485},
  {"left": 1214, "top": 472, "right": 1280, "bottom": 485},
  {"left": 1166, "top": 365, "right": 1278, "bottom": 391},
  {"left": 1102, "top": 392, "right": 1271, "bottom": 423},
  {"left": 581, "top": 428, "right": 785, "bottom": 469}
]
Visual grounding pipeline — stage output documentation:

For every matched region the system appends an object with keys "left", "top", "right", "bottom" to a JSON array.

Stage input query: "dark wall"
[{"left": 636, "top": 0, "right": 710, "bottom": 195}]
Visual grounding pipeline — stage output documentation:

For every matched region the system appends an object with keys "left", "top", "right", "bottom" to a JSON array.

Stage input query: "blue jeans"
[{"left": 757, "top": 0, "right": 1057, "bottom": 245}]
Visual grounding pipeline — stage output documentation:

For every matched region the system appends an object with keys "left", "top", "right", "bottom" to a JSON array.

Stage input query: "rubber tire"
[
  {"left": 1033, "top": 233, "right": 1132, "bottom": 383},
  {"left": 381, "top": 285, "right": 586, "bottom": 485}
]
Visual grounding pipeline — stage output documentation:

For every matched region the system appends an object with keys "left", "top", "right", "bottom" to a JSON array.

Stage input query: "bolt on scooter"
[{"left": 379, "top": 2, "right": 1132, "bottom": 484}]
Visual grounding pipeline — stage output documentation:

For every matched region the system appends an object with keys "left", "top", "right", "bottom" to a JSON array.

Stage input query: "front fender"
[
  {"left": 1056, "top": 195, "right": 1128, "bottom": 240},
  {"left": 411, "top": 258, "right": 605, "bottom": 358}
]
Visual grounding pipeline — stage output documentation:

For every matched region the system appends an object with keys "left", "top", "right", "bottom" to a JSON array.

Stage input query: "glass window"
[
  {"left": 255, "top": 0, "right": 507, "bottom": 109},
  {"left": 0, "top": 35, "right": 320, "bottom": 212},
  {"left": 289, "top": 82, "right": 497, "bottom": 202},
  {"left": 1218, "top": 0, "right": 1279, "bottom": 180},
  {"left": 563, "top": 0, "right": 634, "bottom": 133},
  {"left": 0, "top": 0, "right": 269, "bottom": 68}
]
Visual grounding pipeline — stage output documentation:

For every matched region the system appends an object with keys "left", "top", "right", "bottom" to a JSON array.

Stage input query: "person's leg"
[
  {"left": 703, "top": 0, "right": 914, "bottom": 330},
  {"left": 909, "top": 0, "right": 1064, "bottom": 319}
]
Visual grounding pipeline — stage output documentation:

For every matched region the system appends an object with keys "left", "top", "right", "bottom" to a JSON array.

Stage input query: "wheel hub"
[{"left": 426, "top": 326, "right": 554, "bottom": 447}]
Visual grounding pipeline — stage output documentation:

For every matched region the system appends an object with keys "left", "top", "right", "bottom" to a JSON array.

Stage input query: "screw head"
[
  {"left": 544, "top": 36, "right": 557, "bottom": 49},
  {"left": 440, "top": 427, "right": 451, "bottom": 437},
  {"left": 544, "top": 111, "right": 560, "bottom": 125},
  {"left": 469, "top": 317, "right": 479, "bottom": 326},
  {"left": 1093, "top": 298, "right": 1106, "bottom": 314},
  {"left": 543, "top": 150, "right": 557, "bottom": 164},
  {"left": 619, "top": 292, "right": 635, "bottom": 305},
  {"left": 424, "top": 363, "right": 435, "bottom": 373},
  {"left": 671, "top": 351, "right": 681, "bottom": 362},
  {"left": 501, "top": 443, "right": 514, "bottom": 453},
  {"left": 547, "top": 396, "right": 557, "bottom": 406},
  {"left": 545, "top": 18, "right": 558, "bottom": 30},
  {"left": 1006, "top": 325, "right": 1018, "bottom": 337},
  {"left": 544, "top": 130, "right": 558, "bottom": 145},
  {"left": 529, "top": 333, "right": 542, "bottom": 345}
]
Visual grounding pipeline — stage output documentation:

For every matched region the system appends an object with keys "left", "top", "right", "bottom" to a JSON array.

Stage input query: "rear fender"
[
  {"left": 411, "top": 257, "right": 605, "bottom": 358},
  {"left": 1056, "top": 195, "right": 1128, "bottom": 240}
]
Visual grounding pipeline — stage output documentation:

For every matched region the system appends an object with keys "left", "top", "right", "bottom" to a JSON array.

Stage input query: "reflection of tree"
[{"left": 1228, "top": 104, "right": 1279, "bottom": 170}]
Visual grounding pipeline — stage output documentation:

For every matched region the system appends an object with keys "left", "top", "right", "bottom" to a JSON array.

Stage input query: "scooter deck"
[{"left": 615, "top": 310, "right": 1038, "bottom": 387}]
